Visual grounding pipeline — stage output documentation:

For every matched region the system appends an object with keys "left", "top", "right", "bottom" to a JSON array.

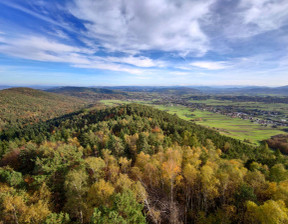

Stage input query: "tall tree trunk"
[
  {"left": 144, "top": 198, "right": 159, "bottom": 224},
  {"left": 79, "top": 210, "right": 83, "bottom": 224},
  {"left": 12, "top": 206, "right": 19, "bottom": 224},
  {"left": 170, "top": 178, "right": 174, "bottom": 207}
]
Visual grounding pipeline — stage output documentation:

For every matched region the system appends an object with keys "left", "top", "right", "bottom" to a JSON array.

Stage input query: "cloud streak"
[
  {"left": 0, "top": 34, "right": 160, "bottom": 74},
  {"left": 190, "top": 61, "right": 231, "bottom": 70}
]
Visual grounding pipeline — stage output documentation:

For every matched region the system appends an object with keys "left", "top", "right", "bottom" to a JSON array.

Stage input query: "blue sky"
[{"left": 0, "top": 0, "right": 288, "bottom": 86}]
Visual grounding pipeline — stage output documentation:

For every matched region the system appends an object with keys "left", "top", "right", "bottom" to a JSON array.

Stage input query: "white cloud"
[
  {"left": 0, "top": 35, "right": 92, "bottom": 61},
  {"left": 0, "top": 34, "right": 158, "bottom": 74},
  {"left": 104, "top": 56, "right": 165, "bottom": 68},
  {"left": 69, "top": 0, "right": 215, "bottom": 56},
  {"left": 190, "top": 61, "right": 231, "bottom": 70},
  {"left": 220, "top": 0, "right": 288, "bottom": 39},
  {"left": 201, "top": 0, "right": 288, "bottom": 42},
  {"left": 170, "top": 71, "right": 191, "bottom": 76},
  {"left": 240, "top": 0, "right": 288, "bottom": 34},
  {"left": 72, "top": 62, "right": 144, "bottom": 75}
]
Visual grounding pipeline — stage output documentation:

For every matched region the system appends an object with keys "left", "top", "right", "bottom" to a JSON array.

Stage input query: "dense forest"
[
  {"left": 267, "top": 134, "right": 288, "bottom": 155},
  {"left": 0, "top": 104, "right": 288, "bottom": 223},
  {"left": 0, "top": 88, "right": 87, "bottom": 131}
]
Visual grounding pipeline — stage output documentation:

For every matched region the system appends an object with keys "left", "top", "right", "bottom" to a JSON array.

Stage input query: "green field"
[
  {"left": 190, "top": 110, "right": 286, "bottom": 144},
  {"left": 189, "top": 99, "right": 288, "bottom": 117},
  {"left": 100, "top": 99, "right": 131, "bottom": 106},
  {"left": 100, "top": 100, "right": 287, "bottom": 144}
]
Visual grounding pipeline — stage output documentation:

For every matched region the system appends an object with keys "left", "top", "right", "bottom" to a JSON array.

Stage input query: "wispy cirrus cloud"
[
  {"left": 104, "top": 56, "right": 166, "bottom": 68},
  {"left": 0, "top": 1, "right": 73, "bottom": 32},
  {"left": 0, "top": 34, "right": 161, "bottom": 74},
  {"left": 0, "top": 35, "right": 92, "bottom": 62},
  {"left": 190, "top": 61, "right": 231, "bottom": 70},
  {"left": 72, "top": 63, "right": 144, "bottom": 75}
]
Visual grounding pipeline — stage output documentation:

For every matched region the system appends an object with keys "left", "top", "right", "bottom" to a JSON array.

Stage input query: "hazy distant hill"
[
  {"left": 47, "top": 85, "right": 288, "bottom": 96},
  {"left": 244, "top": 85, "right": 288, "bottom": 95},
  {"left": 0, "top": 86, "right": 11, "bottom": 90},
  {"left": 0, "top": 87, "right": 87, "bottom": 131},
  {"left": 152, "top": 87, "right": 202, "bottom": 95},
  {"left": 197, "top": 85, "right": 288, "bottom": 95},
  {"left": 47, "top": 86, "right": 128, "bottom": 100},
  {"left": 104, "top": 86, "right": 202, "bottom": 94}
]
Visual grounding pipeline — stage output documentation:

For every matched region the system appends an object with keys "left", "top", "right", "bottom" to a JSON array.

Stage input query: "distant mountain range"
[
  {"left": 91, "top": 86, "right": 202, "bottom": 95},
  {"left": 0, "top": 86, "right": 12, "bottom": 90},
  {"left": 1, "top": 85, "right": 288, "bottom": 96},
  {"left": 92, "top": 85, "right": 288, "bottom": 96},
  {"left": 48, "top": 86, "right": 124, "bottom": 94},
  {"left": 197, "top": 85, "right": 288, "bottom": 95}
]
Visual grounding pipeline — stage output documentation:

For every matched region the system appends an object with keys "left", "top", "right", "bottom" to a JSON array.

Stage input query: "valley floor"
[{"left": 100, "top": 99, "right": 287, "bottom": 145}]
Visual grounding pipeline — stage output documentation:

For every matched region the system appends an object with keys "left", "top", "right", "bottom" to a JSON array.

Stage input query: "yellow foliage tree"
[
  {"left": 246, "top": 200, "right": 288, "bottom": 224},
  {"left": 87, "top": 179, "right": 115, "bottom": 218}
]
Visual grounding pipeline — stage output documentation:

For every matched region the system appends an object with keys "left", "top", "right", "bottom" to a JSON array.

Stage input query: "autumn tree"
[{"left": 64, "top": 169, "right": 88, "bottom": 224}]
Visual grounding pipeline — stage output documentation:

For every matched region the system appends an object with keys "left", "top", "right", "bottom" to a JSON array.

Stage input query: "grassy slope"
[
  {"left": 100, "top": 99, "right": 286, "bottom": 144},
  {"left": 0, "top": 87, "right": 87, "bottom": 130}
]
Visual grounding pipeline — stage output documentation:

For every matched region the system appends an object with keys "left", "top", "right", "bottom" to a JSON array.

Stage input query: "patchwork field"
[
  {"left": 189, "top": 99, "right": 288, "bottom": 117},
  {"left": 189, "top": 110, "right": 286, "bottom": 144},
  {"left": 100, "top": 99, "right": 287, "bottom": 144}
]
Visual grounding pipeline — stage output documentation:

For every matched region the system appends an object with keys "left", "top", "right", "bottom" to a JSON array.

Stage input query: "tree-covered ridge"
[
  {"left": 47, "top": 87, "right": 128, "bottom": 101},
  {"left": 0, "top": 104, "right": 287, "bottom": 223},
  {"left": 0, "top": 104, "right": 271, "bottom": 161},
  {"left": 0, "top": 87, "right": 87, "bottom": 131}
]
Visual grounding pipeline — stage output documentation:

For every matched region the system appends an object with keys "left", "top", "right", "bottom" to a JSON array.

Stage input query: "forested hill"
[
  {"left": 0, "top": 87, "right": 87, "bottom": 131},
  {"left": 47, "top": 86, "right": 127, "bottom": 100},
  {"left": 0, "top": 104, "right": 287, "bottom": 223},
  {"left": 1, "top": 103, "right": 256, "bottom": 159}
]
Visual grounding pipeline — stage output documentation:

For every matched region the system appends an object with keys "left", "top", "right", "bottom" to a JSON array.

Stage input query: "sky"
[{"left": 0, "top": 0, "right": 288, "bottom": 86}]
